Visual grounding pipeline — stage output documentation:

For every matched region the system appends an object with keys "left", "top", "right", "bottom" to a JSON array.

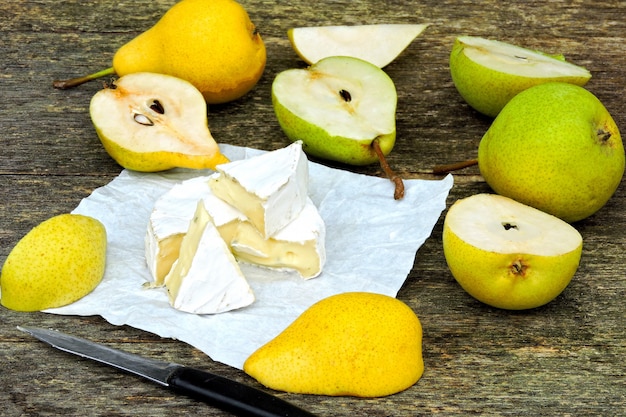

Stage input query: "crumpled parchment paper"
[{"left": 46, "top": 144, "right": 453, "bottom": 370}]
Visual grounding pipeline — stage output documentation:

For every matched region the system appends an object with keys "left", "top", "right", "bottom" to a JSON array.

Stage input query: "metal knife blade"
[{"left": 18, "top": 326, "right": 317, "bottom": 417}]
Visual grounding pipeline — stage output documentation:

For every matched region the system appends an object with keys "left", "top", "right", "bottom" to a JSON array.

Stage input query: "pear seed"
[
  {"left": 339, "top": 89, "right": 352, "bottom": 102},
  {"left": 150, "top": 99, "right": 165, "bottom": 114},
  {"left": 502, "top": 222, "right": 518, "bottom": 231},
  {"left": 133, "top": 113, "right": 154, "bottom": 126}
]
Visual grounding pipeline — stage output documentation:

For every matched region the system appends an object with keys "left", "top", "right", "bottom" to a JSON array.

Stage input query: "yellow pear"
[
  {"left": 443, "top": 194, "right": 583, "bottom": 310},
  {"left": 243, "top": 292, "right": 424, "bottom": 397},
  {"left": 1, "top": 214, "right": 107, "bottom": 312},
  {"left": 89, "top": 72, "right": 229, "bottom": 172},
  {"left": 54, "top": 0, "right": 266, "bottom": 104}
]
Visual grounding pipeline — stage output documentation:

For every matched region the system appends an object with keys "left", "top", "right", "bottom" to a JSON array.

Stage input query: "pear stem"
[
  {"left": 432, "top": 158, "right": 478, "bottom": 175},
  {"left": 53, "top": 67, "right": 116, "bottom": 89},
  {"left": 372, "top": 139, "right": 404, "bottom": 200}
]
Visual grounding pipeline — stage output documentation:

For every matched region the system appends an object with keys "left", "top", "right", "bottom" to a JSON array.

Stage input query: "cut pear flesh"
[
  {"left": 443, "top": 194, "right": 583, "bottom": 310},
  {"left": 457, "top": 36, "right": 591, "bottom": 78},
  {"left": 445, "top": 194, "right": 582, "bottom": 256},
  {"left": 289, "top": 24, "right": 429, "bottom": 67},
  {"left": 273, "top": 56, "right": 396, "bottom": 140},
  {"left": 90, "top": 72, "right": 228, "bottom": 171}
]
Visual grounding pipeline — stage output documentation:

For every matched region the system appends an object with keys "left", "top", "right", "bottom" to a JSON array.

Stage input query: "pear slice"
[
  {"left": 443, "top": 193, "right": 583, "bottom": 310},
  {"left": 288, "top": 24, "right": 429, "bottom": 67},
  {"left": 449, "top": 36, "right": 591, "bottom": 117},
  {"left": 89, "top": 72, "right": 229, "bottom": 172}
]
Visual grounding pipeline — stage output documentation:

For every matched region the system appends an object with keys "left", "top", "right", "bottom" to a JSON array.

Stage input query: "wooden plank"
[{"left": 1, "top": 0, "right": 625, "bottom": 416}]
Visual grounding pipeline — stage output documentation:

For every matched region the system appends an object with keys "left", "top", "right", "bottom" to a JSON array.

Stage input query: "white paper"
[{"left": 46, "top": 144, "right": 453, "bottom": 370}]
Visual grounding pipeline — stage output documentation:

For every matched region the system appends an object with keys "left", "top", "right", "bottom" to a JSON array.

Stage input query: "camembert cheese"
[
  {"left": 146, "top": 175, "right": 326, "bottom": 281},
  {"left": 209, "top": 141, "right": 308, "bottom": 238},
  {"left": 164, "top": 201, "right": 254, "bottom": 314},
  {"left": 145, "top": 176, "right": 213, "bottom": 286}
]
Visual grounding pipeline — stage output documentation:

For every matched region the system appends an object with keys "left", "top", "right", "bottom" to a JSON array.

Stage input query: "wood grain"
[{"left": 1, "top": 1, "right": 625, "bottom": 416}]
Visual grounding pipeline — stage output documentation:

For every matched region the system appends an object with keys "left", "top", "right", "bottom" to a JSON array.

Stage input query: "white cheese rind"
[
  {"left": 228, "top": 198, "right": 326, "bottom": 279},
  {"left": 145, "top": 176, "right": 214, "bottom": 286},
  {"left": 164, "top": 202, "right": 254, "bottom": 314},
  {"left": 209, "top": 141, "right": 309, "bottom": 238}
]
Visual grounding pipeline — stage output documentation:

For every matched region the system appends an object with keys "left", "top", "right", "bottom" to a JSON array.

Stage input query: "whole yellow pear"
[
  {"left": 112, "top": 0, "right": 266, "bottom": 104},
  {"left": 1, "top": 214, "right": 107, "bottom": 312},
  {"left": 243, "top": 292, "right": 424, "bottom": 397}
]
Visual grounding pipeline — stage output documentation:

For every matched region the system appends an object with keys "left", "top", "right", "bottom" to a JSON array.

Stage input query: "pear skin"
[
  {"left": 54, "top": 0, "right": 266, "bottom": 105},
  {"left": 1, "top": 214, "right": 107, "bottom": 312},
  {"left": 243, "top": 292, "right": 424, "bottom": 397},
  {"left": 112, "top": 0, "right": 266, "bottom": 104}
]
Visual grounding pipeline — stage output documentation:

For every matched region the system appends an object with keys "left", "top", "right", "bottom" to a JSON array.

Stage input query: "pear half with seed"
[
  {"left": 90, "top": 72, "right": 229, "bottom": 172},
  {"left": 449, "top": 36, "right": 591, "bottom": 117},
  {"left": 443, "top": 193, "right": 583, "bottom": 310},
  {"left": 289, "top": 24, "right": 429, "bottom": 68}
]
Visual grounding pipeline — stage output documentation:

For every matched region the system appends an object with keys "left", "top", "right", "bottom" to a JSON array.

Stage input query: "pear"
[
  {"left": 288, "top": 24, "right": 429, "bottom": 67},
  {"left": 1, "top": 214, "right": 107, "bottom": 312},
  {"left": 478, "top": 82, "right": 624, "bottom": 222},
  {"left": 89, "top": 72, "right": 229, "bottom": 172},
  {"left": 54, "top": 0, "right": 266, "bottom": 104},
  {"left": 449, "top": 36, "right": 591, "bottom": 117},
  {"left": 272, "top": 56, "right": 404, "bottom": 198},
  {"left": 443, "top": 193, "right": 583, "bottom": 310},
  {"left": 243, "top": 292, "right": 424, "bottom": 397}
]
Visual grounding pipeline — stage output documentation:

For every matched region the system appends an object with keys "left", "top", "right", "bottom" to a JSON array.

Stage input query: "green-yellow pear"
[
  {"left": 89, "top": 72, "right": 229, "bottom": 172},
  {"left": 478, "top": 82, "right": 625, "bottom": 222},
  {"left": 1, "top": 214, "right": 107, "bottom": 312},
  {"left": 243, "top": 292, "right": 424, "bottom": 397},
  {"left": 443, "top": 193, "right": 583, "bottom": 310},
  {"left": 449, "top": 36, "right": 591, "bottom": 117},
  {"left": 272, "top": 56, "right": 405, "bottom": 199},
  {"left": 54, "top": 0, "right": 266, "bottom": 104}
]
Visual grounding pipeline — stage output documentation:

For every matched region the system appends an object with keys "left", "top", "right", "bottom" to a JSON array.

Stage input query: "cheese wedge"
[
  {"left": 217, "top": 197, "right": 326, "bottom": 279},
  {"left": 145, "top": 176, "right": 214, "bottom": 286},
  {"left": 209, "top": 141, "right": 308, "bottom": 238},
  {"left": 146, "top": 174, "right": 326, "bottom": 282},
  {"left": 164, "top": 201, "right": 254, "bottom": 314}
]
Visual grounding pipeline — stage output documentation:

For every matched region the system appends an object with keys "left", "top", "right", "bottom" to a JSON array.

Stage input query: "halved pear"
[
  {"left": 449, "top": 36, "right": 591, "bottom": 117},
  {"left": 89, "top": 72, "right": 229, "bottom": 172},
  {"left": 272, "top": 56, "right": 397, "bottom": 166},
  {"left": 442, "top": 193, "right": 583, "bottom": 310},
  {"left": 272, "top": 56, "right": 404, "bottom": 198},
  {"left": 288, "top": 24, "right": 429, "bottom": 67}
]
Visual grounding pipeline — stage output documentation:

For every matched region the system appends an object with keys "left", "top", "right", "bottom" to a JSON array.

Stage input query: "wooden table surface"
[{"left": 2, "top": 1, "right": 625, "bottom": 415}]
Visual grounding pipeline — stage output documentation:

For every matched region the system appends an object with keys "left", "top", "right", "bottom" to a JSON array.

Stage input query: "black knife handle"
[{"left": 168, "top": 366, "right": 317, "bottom": 417}]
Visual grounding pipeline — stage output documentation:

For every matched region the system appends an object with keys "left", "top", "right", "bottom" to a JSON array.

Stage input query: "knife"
[{"left": 18, "top": 326, "right": 317, "bottom": 417}]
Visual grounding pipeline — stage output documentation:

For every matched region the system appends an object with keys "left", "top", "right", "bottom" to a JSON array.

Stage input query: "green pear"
[
  {"left": 478, "top": 82, "right": 624, "bottom": 222},
  {"left": 288, "top": 24, "right": 429, "bottom": 68},
  {"left": 243, "top": 292, "right": 424, "bottom": 397},
  {"left": 450, "top": 36, "right": 591, "bottom": 117},
  {"left": 1, "top": 214, "right": 107, "bottom": 312},
  {"left": 90, "top": 72, "right": 229, "bottom": 172},
  {"left": 443, "top": 193, "right": 582, "bottom": 310},
  {"left": 54, "top": 0, "right": 266, "bottom": 104},
  {"left": 272, "top": 56, "right": 404, "bottom": 198}
]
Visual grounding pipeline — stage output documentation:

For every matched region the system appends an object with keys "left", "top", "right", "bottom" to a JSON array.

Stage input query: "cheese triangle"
[
  {"left": 164, "top": 201, "right": 254, "bottom": 314},
  {"left": 209, "top": 141, "right": 308, "bottom": 238}
]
